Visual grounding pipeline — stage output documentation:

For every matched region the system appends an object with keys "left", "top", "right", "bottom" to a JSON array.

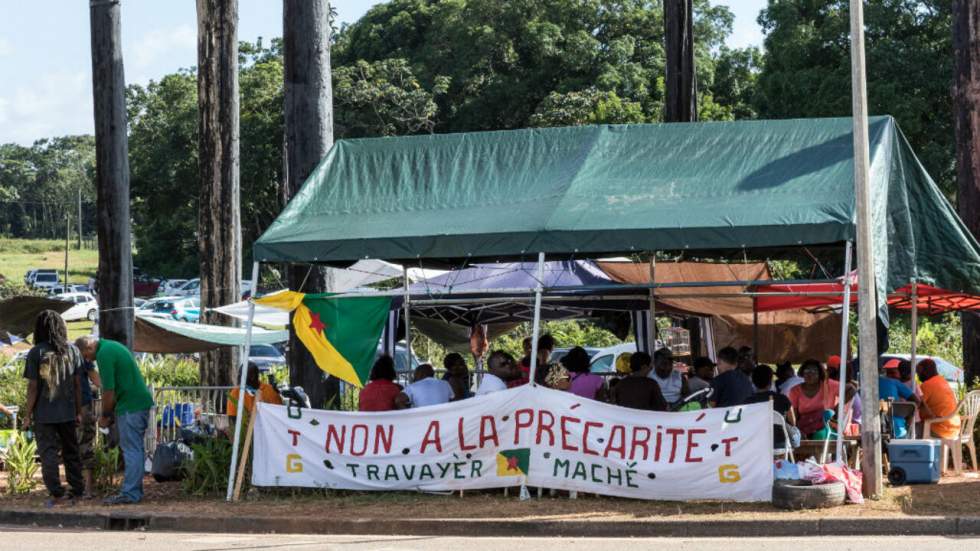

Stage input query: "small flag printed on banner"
[{"left": 496, "top": 448, "right": 530, "bottom": 477}]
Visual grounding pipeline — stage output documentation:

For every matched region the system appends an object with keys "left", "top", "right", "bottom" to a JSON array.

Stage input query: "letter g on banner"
[
  {"left": 286, "top": 453, "right": 304, "bottom": 473},
  {"left": 718, "top": 464, "right": 741, "bottom": 483}
]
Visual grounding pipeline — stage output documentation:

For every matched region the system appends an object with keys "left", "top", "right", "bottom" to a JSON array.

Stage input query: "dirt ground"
[{"left": 1, "top": 471, "right": 979, "bottom": 521}]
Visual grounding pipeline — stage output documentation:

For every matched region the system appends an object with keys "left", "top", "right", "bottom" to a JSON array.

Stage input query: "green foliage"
[
  {"left": 494, "top": 320, "right": 623, "bottom": 361},
  {"left": 182, "top": 435, "right": 235, "bottom": 496},
  {"left": 3, "top": 432, "right": 39, "bottom": 495},
  {"left": 138, "top": 356, "right": 201, "bottom": 388},
  {"left": 756, "top": 0, "right": 955, "bottom": 198},
  {"left": 887, "top": 313, "right": 963, "bottom": 365},
  {"left": 0, "top": 364, "right": 27, "bottom": 426},
  {"left": 92, "top": 443, "right": 121, "bottom": 494}
]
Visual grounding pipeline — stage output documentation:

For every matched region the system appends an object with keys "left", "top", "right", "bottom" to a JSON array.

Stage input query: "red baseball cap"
[
  {"left": 883, "top": 358, "right": 901, "bottom": 370},
  {"left": 827, "top": 355, "right": 841, "bottom": 369}
]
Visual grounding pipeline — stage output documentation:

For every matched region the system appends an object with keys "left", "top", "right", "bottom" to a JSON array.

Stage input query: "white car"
[
  {"left": 136, "top": 296, "right": 184, "bottom": 319},
  {"left": 173, "top": 278, "right": 200, "bottom": 297},
  {"left": 158, "top": 279, "right": 189, "bottom": 296},
  {"left": 53, "top": 292, "right": 99, "bottom": 322},
  {"left": 588, "top": 342, "right": 642, "bottom": 373},
  {"left": 47, "top": 284, "right": 89, "bottom": 296}
]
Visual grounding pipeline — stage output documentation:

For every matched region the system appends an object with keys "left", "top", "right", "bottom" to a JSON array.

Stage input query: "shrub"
[
  {"left": 3, "top": 433, "right": 39, "bottom": 495},
  {"left": 182, "top": 435, "right": 235, "bottom": 496},
  {"left": 92, "top": 442, "right": 121, "bottom": 494}
]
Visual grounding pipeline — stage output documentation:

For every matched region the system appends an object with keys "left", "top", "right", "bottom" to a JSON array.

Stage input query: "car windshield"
[
  {"left": 250, "top": 345, "right": 280, "bottom": 357},
  {"left": 153, "top": 302, "right": 174, "bottom": 312},
  {"left": 35, "top": 274, "right": 57, "bottom": 282}
]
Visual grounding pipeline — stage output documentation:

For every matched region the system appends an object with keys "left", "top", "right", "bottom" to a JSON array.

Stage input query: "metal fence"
[{"left": 149, "top": 386, "right": 233, "bottom": 455}]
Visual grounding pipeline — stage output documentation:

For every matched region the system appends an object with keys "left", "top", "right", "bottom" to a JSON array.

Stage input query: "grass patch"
[{"left": 0, "top": 238, "right": 98, "bottom": 285}]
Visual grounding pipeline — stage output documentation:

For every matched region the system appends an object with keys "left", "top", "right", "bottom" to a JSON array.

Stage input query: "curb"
[{"left": 1, "top": 509, "right": 976, "bottom": 537}]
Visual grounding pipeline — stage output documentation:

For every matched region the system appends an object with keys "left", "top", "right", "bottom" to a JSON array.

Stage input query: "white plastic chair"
[
  {"left": 773, "top": 411, "right": 795, "bottom": 462},
  {"left": 924, "top": 390, "right": 980, "bottom": 474}
]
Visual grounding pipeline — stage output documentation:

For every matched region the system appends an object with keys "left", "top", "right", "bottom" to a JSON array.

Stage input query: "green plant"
[
  {"left": 92, "top": 443, "right": 121, "bottom": 494},
  {"left": 3, "top": 433, "right": 39, "bottom": 495},
  {"left": 139, "top": 356, "right": 201, "bottom": 388},
  {"left": 182, "top": 436, "right": 235, "bottom": 496}
]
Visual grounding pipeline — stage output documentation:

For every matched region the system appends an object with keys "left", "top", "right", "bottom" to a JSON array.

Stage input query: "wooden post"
[
  {"left": 76, "top": 188, "right": 83, "bottom": 250},
  {"left": 232, "top": 397, "right": 258, "bottom": 502},
  {"left": 283, "top": 0, "right": 334, "bottom": 408},
  {"left": 197, "top": 0, "right": 242, "bottom": 387},
  {"left": 64, "top": 215, "right": 70, "bottom": 288},
  {"left": 849, "top": 0, "right": 882, "bottom": 498},
  {"left": 664, "top": 0, "right": 696, "bottom": 122},
  {"left": 89, "top": 0, "right": 134, "bottom": 348},
  {"left": 952, "top": 0, "right": 980, "bottom": 387}
]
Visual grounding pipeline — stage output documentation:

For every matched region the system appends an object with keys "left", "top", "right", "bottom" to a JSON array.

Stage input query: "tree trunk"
[
  {"left": 283, "top": 0, "right": 336, "bottom": 408},
  {"left": 953, "top": 0, "right": 980, "bottom": 385},
  {"left": 89, "top": 0, "right": 134, "bottom": 348},
  {"left": 664, "top": 0, "right": 696, "bottom": 122},
  {"left": 197, "top": 0, "right": 241, "bottom": 387}
]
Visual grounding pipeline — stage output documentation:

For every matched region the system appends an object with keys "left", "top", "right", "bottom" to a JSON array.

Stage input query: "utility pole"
[
  {"left": 89, "top": 0, "right": 134, "bottom": 348},
  {"left": 64, "top": 214, "right": 70, "bottom": 288},
  {"left": 849, "top": 0, "right": 882, "bottom": 499},
  {"left": 953, "top": 0, "right": 980, "bottom": 386},
  {"left": 283, "top": 0, "right": 334, "bottom": 407},
  {"left": 77, "top": 188, "right": 83, "bottom": 250}
]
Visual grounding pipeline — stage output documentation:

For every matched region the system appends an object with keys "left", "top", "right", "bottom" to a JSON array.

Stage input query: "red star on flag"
[
  {"left": 309, "top": 312, "right": 326, "bottom": 335},
  {"left": 506, "top": 455, "right": 520, "bottom": 471}
]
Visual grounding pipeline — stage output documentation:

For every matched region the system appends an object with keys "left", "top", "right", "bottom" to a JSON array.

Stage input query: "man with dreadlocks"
[{"left": 22, "top": 310, "right": 85, "bottom": 505}]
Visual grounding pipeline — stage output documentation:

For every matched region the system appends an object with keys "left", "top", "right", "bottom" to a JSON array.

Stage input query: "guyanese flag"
[
  {"left": 496, "top": 448, "right": 531, "bottom": 477},
  {"left": 255, "top": 291, "right": 392, "bottom": 388}
]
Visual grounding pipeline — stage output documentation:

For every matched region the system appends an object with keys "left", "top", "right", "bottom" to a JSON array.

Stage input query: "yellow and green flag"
[
  {"left": 496, "top": 448, "right": 530, "bottom": 477},
  {"left": 256, "top": 291, "right": 392, "bottom": 387}
]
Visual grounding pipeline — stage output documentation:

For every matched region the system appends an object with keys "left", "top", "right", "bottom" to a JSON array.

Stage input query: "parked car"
[
  {"left": 550, "top": 347, "right": 601, "bottom": 364},
  {"left": 23, "top": 269, "right": 36, "bottom": 285},
  {"left": 133, "top": 275, "right": 161, "bottom": 298},
  {"left": 158, "top": 279, "right": 189, "bottom": 296},
  {"left": 249, "top": 343, "right": 287, "bottom": 371},
  {"left": 47, "top": 284, "right": 89, "bottom": 296},
  {"left": 31, "top": 271, "right": 61, "bottom": 291},
  {"left": 879, "top": 353, "right": 964, "bottom": 393},
  {"left": 588, "top": 343, "right": 640, "bottom": 373},
  {"left": 142, "top": 296, "right": 200, "bottom": 323},
  {"left": 136, "top": 296, "right": 183, "bottom": 319},
  {"left": 52, "top": 292, "right": 99, "bottom": 322},
  {"left": 173, "top": 278, "right": 200, "bottom": 297}
]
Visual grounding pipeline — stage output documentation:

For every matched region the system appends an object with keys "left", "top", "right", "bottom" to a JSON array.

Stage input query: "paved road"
[{"left": 0, "top": 528, "right": 977, "bottom": 551}]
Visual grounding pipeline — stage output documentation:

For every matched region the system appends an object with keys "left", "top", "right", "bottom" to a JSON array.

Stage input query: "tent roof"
[
  {"left": 133, "top": 315, "right": 287, "bottom": 354},
  {"left": 254, "top": 116, "right": 980, "bottom": 301},
  {"left": 753, "top": 280, "right": 980, "bottom": 315}
]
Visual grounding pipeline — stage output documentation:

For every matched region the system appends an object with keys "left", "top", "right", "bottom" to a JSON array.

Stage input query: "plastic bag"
[{"left": 773, "top": 459, "right": 800, "bottom": 480}]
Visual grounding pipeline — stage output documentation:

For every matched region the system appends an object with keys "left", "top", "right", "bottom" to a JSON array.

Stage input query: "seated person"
[
  {"left": 359, "top": 355, "right": 403, "bottom": 412},
  {"left": 476, "top": 351, "right": 514, "bottom": 396},
  {"left": 878, "top": 358, "right": 919, "bottom": 438},
  {"left": 442, "top": 353, "right": 472, "bottom": 401},
  {"left": 395, "top": 364, "right": 453, "bottom": 409},
  {"left": 788, "top": 359, "right": 850, "bottom": 438},
  {"left": 610, "top": 352, "right": 668, "bottom": 412},
  {"left": 743, "top": 364, "right": 793, "bottom": 418},
  {"left": 563, "top": 346, "right": 607, "bottom": 401},
  {"left": 742, "top": 364, "right": 794, "bottom": 448},
  {"left": 776, "top": 361, "right": 803, "bottom": 396},
  {"left": 710, "top": 347, "right": 755, "bottom": 408},
  {"left": 650, "top": 347, "right": 688, "bottom": 406},
  {"left": 227, "top": 362, "right": 283, "bottom": 417},
  {"left": 687, "top": 357, "right": 714, "bottom": 395},
  {"left": 917, "top": 358, "right": 961, "bottom": 439},
  {"left": 827, "top": 355, "right": 862, "bottom": 434}
]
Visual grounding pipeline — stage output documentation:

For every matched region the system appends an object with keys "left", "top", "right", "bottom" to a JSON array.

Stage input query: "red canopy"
[{"left": 753, "top": 280, "right": 980, "bottom": 314}]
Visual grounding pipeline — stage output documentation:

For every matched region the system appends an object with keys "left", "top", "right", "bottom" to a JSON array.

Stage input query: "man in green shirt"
[{"left": 76, "top": 337, "right": 153, "bottom": 505}]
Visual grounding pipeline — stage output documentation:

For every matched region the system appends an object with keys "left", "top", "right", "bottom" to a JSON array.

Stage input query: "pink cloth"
[{"left": 568, "top": 372, "right": 604, "bottom": 400}]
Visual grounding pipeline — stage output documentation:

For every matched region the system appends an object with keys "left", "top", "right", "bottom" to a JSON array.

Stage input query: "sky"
[{"left": 0, "top": 0, "right": 766, "bottom": 145}]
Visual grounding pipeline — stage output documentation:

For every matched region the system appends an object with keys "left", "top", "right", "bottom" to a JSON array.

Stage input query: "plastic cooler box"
[{"left": 887, "top": 439, "right": 941, "bottom": 485}]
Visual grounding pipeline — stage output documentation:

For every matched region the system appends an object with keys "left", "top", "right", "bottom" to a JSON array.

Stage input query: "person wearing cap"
[{"left": 879, "top": 358, "right": 919, "bottom": 438}]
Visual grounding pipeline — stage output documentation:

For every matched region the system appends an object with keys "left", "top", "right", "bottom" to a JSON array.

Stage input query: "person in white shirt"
[
  {"left": 395, "top": 364, "right": 453, "bottom": 409},
  {"left": 476, "top": 351, "right": 514, "bottom": 396},
  {"left": 649, "top": 347, "right": 688, "bottom": 406},
  {"left": 776, "top": 362, "right": 804, "bottom": 396}
]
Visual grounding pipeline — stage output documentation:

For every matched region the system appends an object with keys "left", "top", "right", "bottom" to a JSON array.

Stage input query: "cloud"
[
  {"left": 0, "top": 70, "right": 93, "bottom": 144},
  {"left": 131, "top": 23, "right": 197, "bottom": 69},
  {"left": 0, "top": 37, "right": 12, "bottom": 57}
]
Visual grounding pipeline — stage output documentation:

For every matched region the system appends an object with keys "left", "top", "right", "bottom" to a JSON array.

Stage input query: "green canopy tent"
[{"left": 233, "top": 117, "right": 980, "bottom": 500}]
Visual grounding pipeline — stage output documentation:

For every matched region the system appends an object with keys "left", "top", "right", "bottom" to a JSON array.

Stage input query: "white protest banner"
[{"left": 252, "top": 385, "right": 773, "bottom": 502}]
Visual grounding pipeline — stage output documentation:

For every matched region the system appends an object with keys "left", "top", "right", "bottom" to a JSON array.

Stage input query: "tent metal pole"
[
  {"left": 226, "top": 261, "right": 260, "bottom": 502},
  {"left": 404, "top": 266, "right": 412, "bottom": 367},
  {"left": 752, "top": 298, "right": 759, "bottom": 356},
  {"left": 835, "top": 241, "right": 853, "bottom": 463},
  {"left": 648, "top": 255, "right": 657, "bottom": 352},
  {"left": 850, "top": 0, "right": 883, "bottom": 498},
  {"left": 910, "top": 280, "right": 918, "bottom": 392},
  {"left": 528, "top": 252, "right": 546, "bottom": 385}
]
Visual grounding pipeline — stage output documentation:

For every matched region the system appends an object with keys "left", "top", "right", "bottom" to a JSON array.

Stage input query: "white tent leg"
[
  {"left": 648, "top": 255, "right": 657, "bottom": 351},
  {"left": 226, "top": 261, "right": 260, "bottom": 501},
  {"left": 836, "top": 241, "right": 853, "bottom": 463},
  {"left": 910, "top": 281, "right": 918, "bottom": 388},
  {"left": 403, "top": 265, "right": 412, "bottom": 366},
  {"left": 528, "top": 252, "right": 546, "bottom": 385}
]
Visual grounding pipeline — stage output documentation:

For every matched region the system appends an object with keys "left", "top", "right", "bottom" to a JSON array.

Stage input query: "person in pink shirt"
[{"left": 562, "top": 346, "right": 607, "bottom": 401}]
